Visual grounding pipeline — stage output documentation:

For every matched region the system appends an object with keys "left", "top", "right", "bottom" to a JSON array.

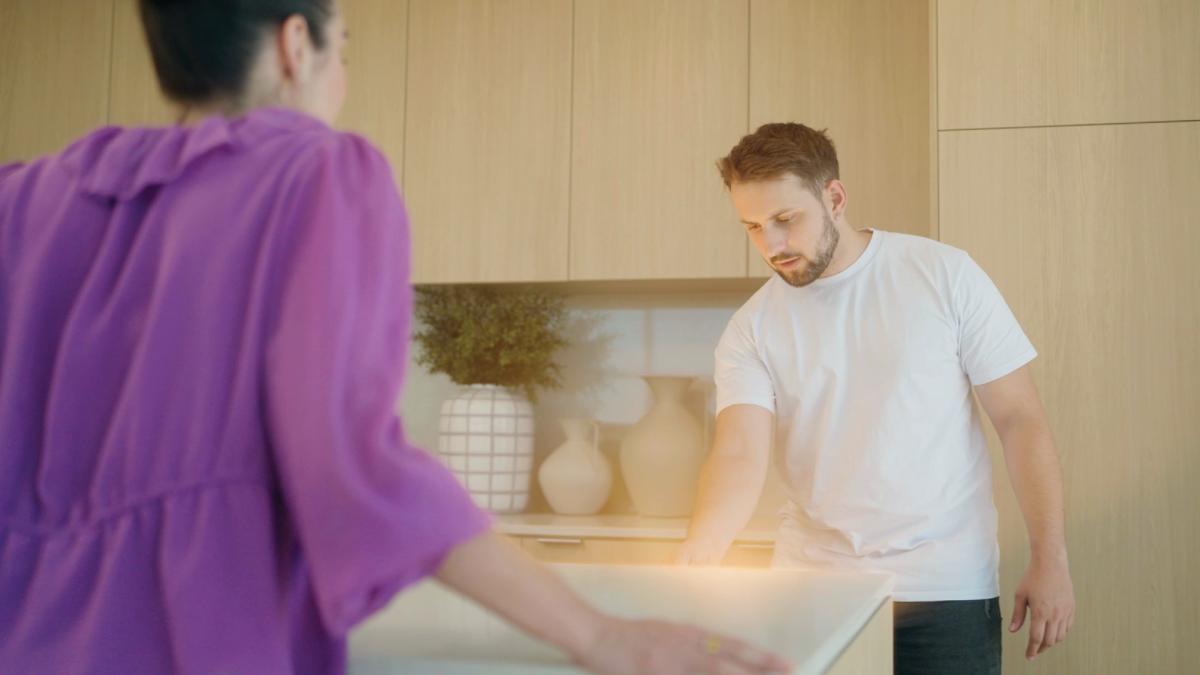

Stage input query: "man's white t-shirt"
[{"left": 715, "top": 230, "right": 1037, "bottom": 602}]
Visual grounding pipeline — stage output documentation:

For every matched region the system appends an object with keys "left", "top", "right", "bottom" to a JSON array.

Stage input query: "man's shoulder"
[
  {"left": 731, "top": 275, "right": 784, "bottom": 323},
  {"left": 877, "top": 231, "right": 975, "bottom": 282},
  {"left": 880, "top": 231, "right": 968, "bottom": 261}
]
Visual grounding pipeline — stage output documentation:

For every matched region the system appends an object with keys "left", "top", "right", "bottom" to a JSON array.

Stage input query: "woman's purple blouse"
[{"left": 0, "top": 108, "right": 491, "bottom": 675}]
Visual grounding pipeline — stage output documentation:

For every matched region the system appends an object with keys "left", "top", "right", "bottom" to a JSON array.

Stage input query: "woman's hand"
[{"left": 573, "top": 615, "right": 793, "bottom": 675}]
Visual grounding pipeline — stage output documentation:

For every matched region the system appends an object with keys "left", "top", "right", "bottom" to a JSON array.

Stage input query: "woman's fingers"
[{"left": 700, "top": 633, "right": 792, "bottom": 674}]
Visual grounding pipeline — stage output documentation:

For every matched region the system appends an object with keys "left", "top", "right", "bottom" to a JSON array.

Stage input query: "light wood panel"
[
  {"left": 0, "top": 0, "right": 113, "bottom": 164},
  {"left": 109, "top": 0, "right": 179, "bottom": 127},
  {"left": 520, "top": 537, "right": 678, "bottom": 565},
  {"left": 747, "top": 0, "right": 932, "bottom": 276},
  {"left": 940, "top": 121, "right": 1200, "bottom": 674},
  {"left": 517, "top": 536, "right": 774, "bottom": 568},
  {"left": 337, "top": 0, "right": 408, "bottom": 178},
  {"left": 927, "top": 0, "right": 939, "bottom": 242},
  {"left": 938, "top": 0, "right": 1200, "bottom": 130},
  {"left": 720, "top": 543, "right": 774, "bottom": 568},
  {"left": 570, "top": 0, "right": 749, "bottom": 281},
  {"left": 826, "top": 599, "right": 893, "bottom": 675},
  {"left": 403, "top": 0, "right": 572, "bottom": 284}
]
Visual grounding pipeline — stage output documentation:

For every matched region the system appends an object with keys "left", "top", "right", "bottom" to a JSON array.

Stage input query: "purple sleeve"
[{"left": 263, "top": 134, "right": 491, "bottom": 636}]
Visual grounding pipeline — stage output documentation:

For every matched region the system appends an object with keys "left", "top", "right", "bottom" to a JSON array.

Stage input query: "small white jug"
[{"left": 538, "top": 418, "right": 612, "bottom": 515}]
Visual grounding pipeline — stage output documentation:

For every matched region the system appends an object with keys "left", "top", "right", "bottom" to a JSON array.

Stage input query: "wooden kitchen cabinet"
[
  {"left": 516, "top": 535, "right": 774, "bottom": 568},
  {"left": 826, "top": 599, "right": 893, "bottom": 675},
  {"left": 108, "top": 0, "right": 178, "bottom": 128},
  {"left": 404, "top": 0, "right": 572, "bottom": 284},
  {"left": 337, "top": 0, "right": 408, "bottom": 180},
  {"left": 938, "top": 0, "right": 1200, "bottom": 130},
  {"left": 0, "top": 0, "right": 113, "bottom": 164},
  {"left": 940, "top": 121, "right": 1200, "bottom": 674},
  {"left": 520, "top": 537, "right": 677, "bottom": 566},
  {"left": 748, "top": 0, "right": 932, "bottom": 276},
  {"left": 720, "top": 541, "right": 775, "bottom": 568},
  {"left": 569, "top": 0, "right": 750, "bottom": 281}
]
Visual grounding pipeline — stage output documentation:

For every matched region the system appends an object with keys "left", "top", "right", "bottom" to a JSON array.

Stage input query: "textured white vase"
[
  {"left": 539, "top": 419, "right": 612, "bottom": 515},
  {"left": 619, "top": 376, "right": 707, "bottom": 517},
  {"left": 437, "top": 384, "right": 534, "bottom": 514}
]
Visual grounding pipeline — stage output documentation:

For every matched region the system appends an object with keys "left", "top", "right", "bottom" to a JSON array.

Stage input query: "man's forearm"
[
  {"left": 998, "top": 417, "right": 1067, "bottom": 557},
  {"left": 686, "top": 452, "right": 768, "bottom": 550}
]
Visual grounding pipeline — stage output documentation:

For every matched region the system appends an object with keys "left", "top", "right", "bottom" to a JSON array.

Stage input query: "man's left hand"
[{"left": 1009, "top": 550, "right": 1075, "bottom": 661}]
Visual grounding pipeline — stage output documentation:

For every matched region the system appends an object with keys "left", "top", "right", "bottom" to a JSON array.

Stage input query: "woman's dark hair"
[{"left": 138, "top": 0, "right": 334, "bottom": 105}]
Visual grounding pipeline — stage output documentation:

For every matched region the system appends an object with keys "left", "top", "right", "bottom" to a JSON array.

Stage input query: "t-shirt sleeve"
[
  {"left": 953, "top": 253, "right": 1038, "bottom": 385},
  {"left": 714, "top": 313, "right": 775, "bottom": 415},
  {"left": 263, "top": 134, "right": 491, "bottom": 636}
]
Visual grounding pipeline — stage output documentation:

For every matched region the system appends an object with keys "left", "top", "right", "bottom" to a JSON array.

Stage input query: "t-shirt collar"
[{"left": 800, "top": 228, "right": 883, "bottom": 290}]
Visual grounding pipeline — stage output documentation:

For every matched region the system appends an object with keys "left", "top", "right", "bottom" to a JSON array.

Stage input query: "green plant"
[{"left": 412, "top": 285, "right": 569, "bottom": 403}]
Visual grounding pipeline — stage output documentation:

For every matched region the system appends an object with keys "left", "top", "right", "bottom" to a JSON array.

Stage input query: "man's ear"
[{"left": 825, "top": 179, "right": 849, "bottom": 220}]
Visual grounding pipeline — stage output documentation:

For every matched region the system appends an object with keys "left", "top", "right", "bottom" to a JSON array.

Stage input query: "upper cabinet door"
[
  {"left": 337, "top": 0, "right": 408, "bottom": 179},
  {"left": 109, "top": 0, "right": 179, "bottom": 127},
  {"left": 404, "top": 0, "right": 573, "bottom": 284},
  {"left": 938, "top": 0, "right": 1200, "bottom": 130},
  {"left": 748, "top": 0, "right": 932, "bottom": 276},
  {"left": 0, "top": 0, "right": 113, "bottom": 164},
  {"left": 570, "top": 0, "right": 749, "bottom": 281}
]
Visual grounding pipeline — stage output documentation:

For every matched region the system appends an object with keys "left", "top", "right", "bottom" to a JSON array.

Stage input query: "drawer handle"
[
  {"left": 536, "top": 538, "right": 584, "bottom": 545},
  {"left": 735, "top": 544, "right": 775, "bottom": 550}
]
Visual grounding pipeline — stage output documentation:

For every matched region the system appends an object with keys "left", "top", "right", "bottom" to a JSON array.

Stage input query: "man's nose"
[{"left": 765, "top": 225, "right": 790, "bottom": 258}]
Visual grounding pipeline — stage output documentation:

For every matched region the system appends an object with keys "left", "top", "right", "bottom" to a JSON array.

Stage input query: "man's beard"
[{"left": 771, "top": 209, "right": 840, "bottom": 288}]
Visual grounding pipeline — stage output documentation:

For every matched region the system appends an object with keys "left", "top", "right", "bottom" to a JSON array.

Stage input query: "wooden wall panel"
[
  {"left": 404, "top": 0, "right": 572, "bottom": 284},
  {"left": 748, "top": 0, "right": 932, "bottom": 276},
  {"left": 938, "top": 0, "right": 1200, "bottom": 130},
  {"left": 939, "top": 121, "right": 1200, "bottom": 674},
  {"left": 827, "top": 599, "right": 893, "bottom": 675},
  {"left": 570, "top": 0, "right": 749, "bottom": 281},
  {"left": 108, "top": 0, "right": 178, "bottom": 127},
  {"left": 337, "top": 0, "right": 408, "bottom": 179},
  {"left": 0, "top": 0, "right": 114, "bottom": 164}
]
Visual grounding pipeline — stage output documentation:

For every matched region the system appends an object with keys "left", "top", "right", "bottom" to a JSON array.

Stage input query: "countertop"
[
  {"left": 492, "top": 513, "right": 781, "bottom": 543},
  {"left": 349, "top": 563, "right": 893, "bottom": 675}
]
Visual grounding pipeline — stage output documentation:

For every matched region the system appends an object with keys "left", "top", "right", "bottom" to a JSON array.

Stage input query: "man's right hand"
[
  {"left": 574, "top": 615, "right": 793, "bottom": 675},
  {"left": 672, "top": 537, "right": 726, "bottom": 567}
]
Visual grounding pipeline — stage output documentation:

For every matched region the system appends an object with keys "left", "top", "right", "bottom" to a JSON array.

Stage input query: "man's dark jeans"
[{"left": 893, "top": 597, "right": 1002, "bottom": 675}]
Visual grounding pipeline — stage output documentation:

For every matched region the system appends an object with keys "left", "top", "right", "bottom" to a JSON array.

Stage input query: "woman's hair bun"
[{"left": 138, "top": 0, "right": 333, "bottom": 105}]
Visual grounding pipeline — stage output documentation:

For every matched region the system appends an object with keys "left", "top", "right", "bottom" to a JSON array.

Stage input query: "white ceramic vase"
[
  {"left": 619, "top": 376, "right": 707, "bottom": 517},
  {"left": 437, "top": 384, "right": 534, "bottom": 514},
  {"left": 539, "top": 418, "right": 612, "bottom": 515}
]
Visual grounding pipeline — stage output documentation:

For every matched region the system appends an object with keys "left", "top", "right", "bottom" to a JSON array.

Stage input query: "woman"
[{"left": 0, "top": 1, "right": 791, "bottom": 674}]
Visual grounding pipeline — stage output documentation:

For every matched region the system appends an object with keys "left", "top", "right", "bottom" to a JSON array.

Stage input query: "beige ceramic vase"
[
  {"left": 619, "top": 376, "right": 706, "bottom": 517},
  {"left": 538, "top": 418, "right": 612, "bottom": 515}
]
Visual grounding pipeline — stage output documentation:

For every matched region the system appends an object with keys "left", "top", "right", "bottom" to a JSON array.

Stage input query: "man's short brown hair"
[{"left": 717, "top": 122, "right": 840, "bottom": 199}]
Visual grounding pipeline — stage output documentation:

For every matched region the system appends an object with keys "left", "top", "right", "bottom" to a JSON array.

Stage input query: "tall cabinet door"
[
  {"left": 570, "top": 0, "right": 749, "bottom": 281},
  {"left": 940, "top": 122, "right": 1200, "bottom": 675},
  {"left": 109, "top": 0, "right": 179, "bottom": 127},
  {"left": 337, "top": 0, "right": 408, "bottom": 179},
  {"left": 0, "top": 0, "right": 113, "bottom": 164},
  {"left": 748, "top": 0, "right": 931, "bottom": 277},
  {"left": 404, "top": 0, "right": 573, "bottom": 284},
  {"left": 939, "top": 0, "right": 1200, "bottom": 130}
]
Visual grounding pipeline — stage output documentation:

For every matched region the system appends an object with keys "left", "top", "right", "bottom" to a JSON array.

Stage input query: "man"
[{"left": 674, "top": 123, "right": 1075, "bottom": 674}]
